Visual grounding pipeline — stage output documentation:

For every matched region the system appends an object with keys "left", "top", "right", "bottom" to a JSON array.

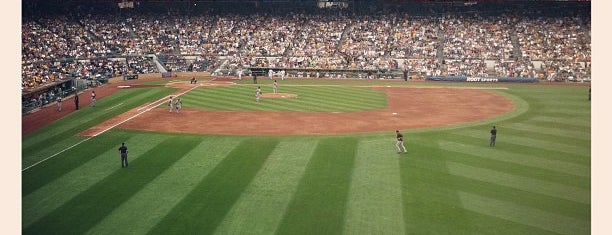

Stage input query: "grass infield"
[{"left": 22, "top": 80, "right": 590, "bottom": 235}]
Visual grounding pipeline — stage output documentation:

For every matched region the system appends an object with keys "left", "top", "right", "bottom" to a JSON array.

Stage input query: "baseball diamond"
[
  {"left": 21, "top": 1, "right": 591, "bottom": 235},
  {"left": 22, "top": 75, "right": 591, "bottom": 235}
]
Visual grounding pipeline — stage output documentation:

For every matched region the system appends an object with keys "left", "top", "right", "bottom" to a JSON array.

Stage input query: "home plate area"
[{"left": 261, "top": 93, "right": 298, "bottom": 98}]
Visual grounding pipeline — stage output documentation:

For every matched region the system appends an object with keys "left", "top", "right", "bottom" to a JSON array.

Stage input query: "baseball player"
[
  {"left": 74, "top": 93, "right": 79, "bottom": 110},
  {"left": 168, "top": 96, "right": 174, "bottom": 112},
  {"left": 56, "top": 97, "right": 62, "bottom": 111},
  {"left": 118, "top": 142, "right": 128, "bottom": 168},
  {"left": 396, "top": 130, "right": 408, "bottom": 154},
  {"left": 256, "top": 86, "right": 262, "bottom": 103},
  {"left": 273, "top": 80, "right": 278, "bottom": 94},
  {"left": 490, "top": 126, "right": 497, "bottom": 147},
  {"left": 175, "top": 98, "right": 182, "bottom": 113},
  {"left": 90, "top": 90, "right": 96, "bottom": 107}
]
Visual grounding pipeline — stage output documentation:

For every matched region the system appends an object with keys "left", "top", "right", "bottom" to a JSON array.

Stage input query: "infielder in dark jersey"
[
  {"left": 490, "top": 126, "right": 497, "bottom": 147},
  {"left": 396, "top": 130, "right": 407, "bottom": 153}
]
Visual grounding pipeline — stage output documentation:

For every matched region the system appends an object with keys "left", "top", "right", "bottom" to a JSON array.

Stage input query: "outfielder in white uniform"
[
  {"left": 168, "top": 96, "right": 174, "bottom": 112},
  {"left": 273, "top": 80, "right": 278, "bottom": 94},
  {"left": 256, "top": 86, "right": 262, "bottom": 103}
]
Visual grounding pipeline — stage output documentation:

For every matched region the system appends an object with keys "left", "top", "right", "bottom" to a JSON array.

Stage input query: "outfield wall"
[{"left": 426, "top": 76, "right": 539, "bottom": 83}]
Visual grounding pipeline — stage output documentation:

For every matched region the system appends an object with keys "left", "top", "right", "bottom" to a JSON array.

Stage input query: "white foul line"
[
  {"left": 22, "top": 85, "right": 200, "bottom": 172},
  {"left": 104, "top": 103, "right": 123, "bottom": 111}
]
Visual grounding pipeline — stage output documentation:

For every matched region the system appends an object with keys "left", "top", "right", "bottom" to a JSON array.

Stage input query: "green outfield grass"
[
  {"left": 22, "top": 80, "right": 590, "bottom": 235},
  {"left": 180, "top": 85, "right": 387, "bottom": 112}
]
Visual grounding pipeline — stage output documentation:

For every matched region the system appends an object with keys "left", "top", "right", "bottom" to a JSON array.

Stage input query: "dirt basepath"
[{"left": 116, "top": 85, "right": 513, "bottom": 136}]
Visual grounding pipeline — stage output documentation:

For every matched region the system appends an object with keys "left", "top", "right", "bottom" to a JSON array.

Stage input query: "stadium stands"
[{"left": 21, "top": 1, "right": 590, "bottom": 96}]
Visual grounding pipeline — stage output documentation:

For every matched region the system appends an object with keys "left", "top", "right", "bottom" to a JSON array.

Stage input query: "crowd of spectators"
[
  {"left": 293, "top": 14, "right": 349, "bottom": 58},
  {"left": 493, "top": 58, "right": 538, "bottom": 78},
  {"left": 22, "top": 16, "right": 111, "bottom": 64},
  {"left": 163, "top": 55, "right": 211, "bottom": 72},
  {"left": 515, "top": 16, "right": 590, "bottom": 62},
  {"left": 22, "top": 58, "right": 135, "bottom": 90},
  {"left": 389, "top": 17, "right": 440, "bottom": 59},
  {"left": 443, "top": 59, "right": 488, "bottom": 77},
  {"left": 128, "top": 56, "right": 158, "bottom": 74},
  {"left": 22, "top": 11, "right": 591, "bottom": 91},
  {"left": 176, "top": 16, "right": 215, "bottom": 55},
  {"left": 442, "top": 15, "right": 515, "bottom": 60}
]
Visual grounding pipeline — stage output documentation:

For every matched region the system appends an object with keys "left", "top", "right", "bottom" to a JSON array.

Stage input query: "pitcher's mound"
[{"left": 261, "top": 93, "right": 297, "bottom": 98}]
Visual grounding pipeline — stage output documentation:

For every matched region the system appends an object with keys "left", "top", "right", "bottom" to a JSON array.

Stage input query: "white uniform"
[
  {"left": 91, "top": 91, "right": 96, "bottom": 107},
  {"left": 175, "top": 98, "right": 182, "bottom": 113},
  {"left": 273, "top": 80, "right": 278, "bottom": 94},
  {"left": 256, "top": 87, "right": 262, "bottom": 102},
  {"left": 168, "top": 97, "right": 174, "bottom": 112},
  {"left": 57, "top": 97, "right": 62, "bottom": 111}
]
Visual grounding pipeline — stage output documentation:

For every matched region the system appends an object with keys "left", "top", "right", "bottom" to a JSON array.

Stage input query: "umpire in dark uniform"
[
  {"left": 118, "top": 142, "right": 129, "bottom": 168},
  {"left": 489, "top": 126, "right": 497, "bottom": 147},
  {"left": 74, "top": 93, "right": 79, "bottom": 110}
]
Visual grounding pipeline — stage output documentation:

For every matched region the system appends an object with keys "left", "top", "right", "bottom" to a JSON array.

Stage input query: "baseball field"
[{"left": 22, "top": 77, "right": 590, "bottom": 234}]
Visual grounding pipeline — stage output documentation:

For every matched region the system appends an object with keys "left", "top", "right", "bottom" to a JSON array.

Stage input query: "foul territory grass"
[{"left": 22, "top": 80, "right": 590, "bottom": 234}]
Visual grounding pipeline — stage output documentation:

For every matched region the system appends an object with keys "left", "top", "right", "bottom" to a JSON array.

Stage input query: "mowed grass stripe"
[
  {"left": 23, "top": 132, "right": 169, "bottom": 228},
  {"left": 186, "top": 86, "right": 385, "bottom": 112},
  {"left": 243, "top": 85, "right": 385, "bottom": 109},
  {"left": 304, "top": 86, "right": 386, "bottom": 107},
  {"left": 197, "top": 88, "right": 311, "bottom": 112},
  {"left": 276, "top": 137, "right": 359, "bottom": 235},
  {"left": 536, "top": 100, "right": 589, "bottom": 109},
  {"left": 279, "top": 88, "right": 360, "bottom": 112},
  {"left": 342, "top": 139, "right": 405, "bottom": 235},
  {"left": 446, "top": 162, "right": 590, "bottom": 204},
  {"left": 24, "top": 136, "right": 202, "bottom": 235},
  {"left": 87, "top": 137, "right": 241, "bottom": 235},
  {"left": 23, "top": 132, "right": 122, "bottom": 196},
  {"left": 539, "top": 111, "right": 589, "bottom": 118},
  {"left": 526, "top": 119, "right": 591, "bottom": 133},
  {"left": 193, "top": 87, "right": 312, "bottom": 112},
  {"left": 505, "top": 123, "right": 590, "bottom": 141},
  {"left": 445, "top": 132, "right": 589, "bottom": 166},
  {"left": 294, "top": 87, "right": 385, "bottom": 111},
  {"left": 437, "top": 146, "right": 588, "bottom": 190},
  {"left": 438, "top": 140, "right": 589, "bottom": 178},
  {"left": 186, "top": 92, "right": 266, "bottom": 111},
  {"left": 531, "top": 116, "right": 591, "bottom": 127},
  {"left": 536, "top": 103, "right": 591, "bottom": 114},
  {"left": 458, "top": 191, "right": 589, "bottom": 235},
  {"left": 206, "top": 85, "right": 385, "bottom": 111},
  {"left": 399, "top": 142, "right": 476, "bottom": 234},
  {"left": 147, "top": 138, "right": 279, "bottom": 234},
  {"left": 454, "top": 129, "right": 589, "bottom": 157},
  {"left": 281, "top": 86, "right": 387, "bottom": 108},
  {"left": 401, "top": 152, "right": 589, "bottom": 223},
  {"left": 213, "top": 140, "right": 318, "bottom": 235}
]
